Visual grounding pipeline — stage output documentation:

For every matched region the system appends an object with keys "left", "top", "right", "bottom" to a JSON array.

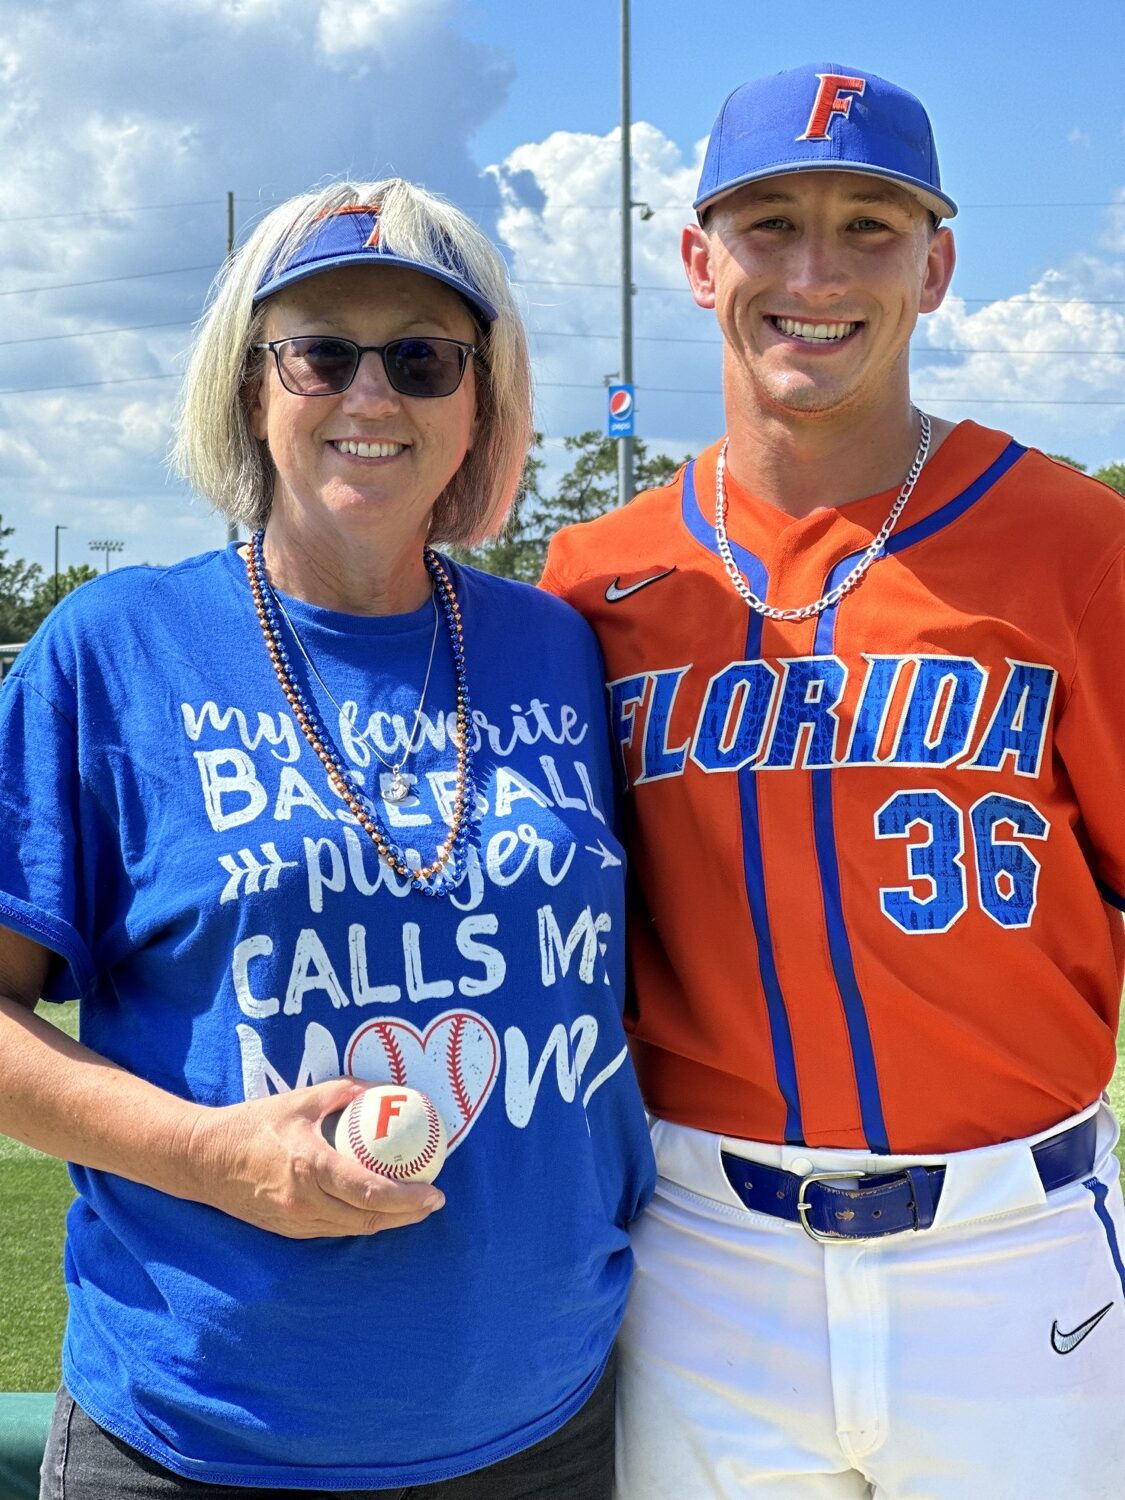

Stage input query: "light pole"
[
  {"left": 53, "top": 524, "right": 67, "bottom": 606},
  {"left": 618, "top": 0, "right": 634, "bottom": 509},
  {"left": 89, "top": 539, "right": 124, "bottom": 573}
]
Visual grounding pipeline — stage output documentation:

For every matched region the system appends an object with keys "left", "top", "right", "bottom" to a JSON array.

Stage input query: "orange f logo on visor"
[
  {"left": 312, "top": 203, "right": 381, "bottom": 245},
  {"left": 798, "top": 74, "right": 867, "bottom": 141}
]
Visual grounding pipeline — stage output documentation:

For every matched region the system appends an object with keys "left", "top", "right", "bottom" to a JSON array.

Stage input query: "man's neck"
[{"left": 723, "top": 403, "right": 957, "bottom": 519}]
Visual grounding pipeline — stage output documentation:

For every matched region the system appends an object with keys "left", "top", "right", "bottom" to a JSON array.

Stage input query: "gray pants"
[{"left": 40, "top": 1358, "right": 615, "bottom": 1500}]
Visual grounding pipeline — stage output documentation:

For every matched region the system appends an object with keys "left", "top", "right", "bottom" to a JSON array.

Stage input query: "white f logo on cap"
[{"left": 797, "top": 73, "right": 867, "bottom": 141}]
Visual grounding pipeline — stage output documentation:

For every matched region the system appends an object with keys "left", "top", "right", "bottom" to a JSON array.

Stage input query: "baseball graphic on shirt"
[{"left": 333, "top": 1084, "right": 448, "bottom": 1183}]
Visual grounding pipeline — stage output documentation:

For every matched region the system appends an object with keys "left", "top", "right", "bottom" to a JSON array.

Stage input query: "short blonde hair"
[{"left": 172, "top": 178, "right": 533, "bottom": 548}]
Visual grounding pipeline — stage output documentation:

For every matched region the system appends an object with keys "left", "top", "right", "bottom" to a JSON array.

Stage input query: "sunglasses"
[{"left": 254, "top": 335, "right": 477, "bottom": 399}]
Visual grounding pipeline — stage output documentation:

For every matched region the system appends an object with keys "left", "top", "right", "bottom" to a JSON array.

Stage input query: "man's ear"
[
  {"left": 682, "top": 223, "right": 717, "bottom": 310},
  {"left": 920, "top": 226, "right": 956, "bottom": 315}
]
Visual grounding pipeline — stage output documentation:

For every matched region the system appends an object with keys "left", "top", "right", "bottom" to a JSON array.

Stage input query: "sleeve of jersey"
[
  {"left": 0, "top": 643, "right": 105, "bottom": 1001},
  {"left": 539, "top": 527, "right": 580, "bottom": 603},
  {"left": 1055, "top": 546, "right": 1125, "bottom": 911}
]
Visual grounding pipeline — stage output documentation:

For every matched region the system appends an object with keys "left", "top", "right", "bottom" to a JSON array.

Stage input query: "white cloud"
[
  {"left": 316, "top": 0, "right": 450, "bottom": 69},
  {"left": 489, "top": 123, "right": 720, "bottom": 468},
  {"left": 0, "top": 0, "right": 512, "bottom": 568},
  {"left": 917, "top": 212, "right": 1125, "bottom": 448}
]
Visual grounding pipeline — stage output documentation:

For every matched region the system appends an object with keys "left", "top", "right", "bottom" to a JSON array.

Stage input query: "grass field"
[{"left": 2, "top": 1004, "right": 1124, "bottom": 1391}]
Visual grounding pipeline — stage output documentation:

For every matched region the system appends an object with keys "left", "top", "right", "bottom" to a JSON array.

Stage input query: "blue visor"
[{"left": 253, "top": 207, "right": 498, "bottom": 324}]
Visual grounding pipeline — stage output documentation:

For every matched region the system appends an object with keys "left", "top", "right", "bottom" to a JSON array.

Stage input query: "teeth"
[
  {"left": 774, "top": 318, "right": 857, "bottom": 341},
  {"left": 333, "top": 440, "right": 406, "bottom": 457}
]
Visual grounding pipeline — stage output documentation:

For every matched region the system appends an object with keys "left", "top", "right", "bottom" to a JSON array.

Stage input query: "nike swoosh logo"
[
  {"left": 1050, "top": 1302, "right": 1114, "bottom": 1354},
  {"left": 605, "top": 568, "right": 675, "bottom": 602}
]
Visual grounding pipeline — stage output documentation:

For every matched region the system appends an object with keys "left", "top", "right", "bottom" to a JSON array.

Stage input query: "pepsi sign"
[{"left": 607, "top": 383, "right": 635, "bottom": 437}]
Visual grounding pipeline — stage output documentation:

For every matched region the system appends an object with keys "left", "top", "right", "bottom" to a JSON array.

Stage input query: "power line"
[
  {"left": 515, "top": 277, "right": 1125, "bottom": 306},
  {"left": 529, "top": 329, "right": 1125, "bottom": 354},
  {"left": 1, "top": 367, "right": 1122, "bottom": 405},
  {"left": 0, "top": 314, "right": 1119, "bottom": 359},
  {"left": 0, "top": 200, "right": 223, "bottom": 225},
  {"left": 0, "top": 373, "right": 176, "bottom": 396},
  {"left": 0, "top": 262, "right": 1119, "bottom": 308},
  {"left": 0, "top": 319, "right": 193, "bottom": 348},
  {"left": 1, "top": 195, "right": 1120, "bottom": 226},
  {"left": 0, "top": 265, "right": 216, "bottom": 298}
]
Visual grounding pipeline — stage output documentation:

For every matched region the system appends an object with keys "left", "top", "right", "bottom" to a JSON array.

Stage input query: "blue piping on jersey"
[
  {"left": 1085, "top": 1178, "right": 1125, "bottom": 1298},
  {"left": 812, "top": 437, "right": 1027, "bottom": 1152},
  {"left": 681, "top": 461, "right": 804, "bottom": 1143},
  {"left": 1097, "top": 880, "right": 1125, "bottom": 913}
]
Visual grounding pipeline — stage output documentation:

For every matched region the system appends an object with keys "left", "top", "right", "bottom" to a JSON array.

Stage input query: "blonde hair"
[{"left": 172, "top": 178, "right": 533, "bottom": 547}]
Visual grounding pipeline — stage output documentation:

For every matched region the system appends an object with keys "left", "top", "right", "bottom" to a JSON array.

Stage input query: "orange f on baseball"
[{"left": 333, "top": 1084, "right": 448, "bottom": 1183}]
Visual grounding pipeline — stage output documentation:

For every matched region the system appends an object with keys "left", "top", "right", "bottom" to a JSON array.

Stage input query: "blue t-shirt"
[{"left": 0, "top": 547, "right": 655, "bottom": 1490}]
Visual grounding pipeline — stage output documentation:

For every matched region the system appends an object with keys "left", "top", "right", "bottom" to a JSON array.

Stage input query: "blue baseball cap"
[
  {"left": 695, "top": 63, "right": 957, "bottom": 220},
  {"left": 252, "top": 205, "right": 499, "bottom": 323}
]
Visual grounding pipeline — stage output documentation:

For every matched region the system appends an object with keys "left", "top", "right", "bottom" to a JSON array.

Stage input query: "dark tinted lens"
[
  {"left": 384, "top": 338, "right": 466, "bottom": 398},
  {"left": 279, "top": 337, "right": 358, "bottom": 394}
]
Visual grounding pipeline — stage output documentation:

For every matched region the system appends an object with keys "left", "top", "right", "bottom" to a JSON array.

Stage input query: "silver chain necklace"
[
  {"left": 269, "top": 583, "right": 441, "bottom": 803},
  {"left": 713, "top": 409, "right": 932, "bottom": 622}
]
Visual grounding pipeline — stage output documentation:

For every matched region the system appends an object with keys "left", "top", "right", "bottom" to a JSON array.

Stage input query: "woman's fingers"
[{"left": 185, "top": 1082, "right": 445, "bottom": 1238}]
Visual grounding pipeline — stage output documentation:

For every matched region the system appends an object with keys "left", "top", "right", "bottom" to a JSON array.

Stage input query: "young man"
[{"left": 542, "top": 62, "right": 1125, "bottom": 1499}]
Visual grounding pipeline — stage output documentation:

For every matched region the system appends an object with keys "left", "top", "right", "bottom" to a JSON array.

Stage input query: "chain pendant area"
[
  {"left": 714, "top": 410, "right": 931, "bottom": 622},
  {"left": 245, "top": 531, "right": 478, "bottom": 895},
  {"left": 386, "top": 767, "right": 411, "bottom": 803}
]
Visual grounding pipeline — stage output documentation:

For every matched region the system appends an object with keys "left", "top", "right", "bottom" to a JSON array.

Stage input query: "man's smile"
[{"left": 767, "top": 316, "right": 861, "bottom": 343}]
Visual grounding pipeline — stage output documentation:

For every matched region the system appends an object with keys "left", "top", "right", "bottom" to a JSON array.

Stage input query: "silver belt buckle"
[{"left": 796, "top": 1169, "right": 869, "bottom": 1244}]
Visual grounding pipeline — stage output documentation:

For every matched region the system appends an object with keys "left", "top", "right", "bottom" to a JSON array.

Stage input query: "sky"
[{"left": 0, "top": 0, "right": 1122, "bottom": 580}]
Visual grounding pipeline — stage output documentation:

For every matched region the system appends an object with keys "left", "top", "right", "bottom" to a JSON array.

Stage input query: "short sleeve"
[
  {"left": 539, "top": 526, "right": 577, "bottom": 601},
  {"left": 1055, "top": 546, "right": 1125, "bottom": 909},
  {"left": 0, "top": 645, "right": 103, "bottom": 1000}
]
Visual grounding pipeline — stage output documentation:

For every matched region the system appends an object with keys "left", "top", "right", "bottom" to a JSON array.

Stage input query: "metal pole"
[
  {"left": 226, "top": 190, "right": 240, "bottom": 547},
  {"left": 53, "top": 524, "right": 66, "bottom": 606},
  {"left": 618, "top": 0, "right": 635, "bottom": 508}
]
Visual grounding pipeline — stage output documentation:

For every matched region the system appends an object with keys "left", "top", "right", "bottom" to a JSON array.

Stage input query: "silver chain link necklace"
[{"left": 713, "top": 408, "right": 932, "bottom": 622}]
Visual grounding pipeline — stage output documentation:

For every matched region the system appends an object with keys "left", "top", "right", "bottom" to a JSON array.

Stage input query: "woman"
[{"left": 0, "top": 178, "right": 654, "bottom": 1497}]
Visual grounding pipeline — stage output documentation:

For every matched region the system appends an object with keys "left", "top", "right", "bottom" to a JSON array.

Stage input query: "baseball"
[{"left": 333, "top": 1084, "right": 448, "bottom": 1184}]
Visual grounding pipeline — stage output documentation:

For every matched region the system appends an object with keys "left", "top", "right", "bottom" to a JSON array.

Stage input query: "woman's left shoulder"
[{"left": 451, "top": 561, "right": 598, "bottom": 644}]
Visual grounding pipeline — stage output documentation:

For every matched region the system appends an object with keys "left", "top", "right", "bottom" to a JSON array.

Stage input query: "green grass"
[
  {"left": 0, "top": 1003, "right": 77, "bottom": 1392},
  {"left": 1, "top": 1003, "right": 1124, "bottom": 1391}
]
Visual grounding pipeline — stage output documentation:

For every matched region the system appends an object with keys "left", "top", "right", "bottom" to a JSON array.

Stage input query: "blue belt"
[{"left": 720, "top": 1116, "right": 1098, "bottom": 1243}]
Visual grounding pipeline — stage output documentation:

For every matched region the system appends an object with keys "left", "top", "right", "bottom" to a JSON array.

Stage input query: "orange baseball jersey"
[{"left": 541, "top": 422, "right": 1125, "bottom": 1154}]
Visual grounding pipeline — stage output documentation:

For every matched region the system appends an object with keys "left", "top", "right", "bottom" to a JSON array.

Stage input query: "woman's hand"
[
  {"left": 0, "top": 929, "right": 442, "bottom": 1240},
  {"left": 180, "top": 1077, "right": 446, "bottom": 1239}
]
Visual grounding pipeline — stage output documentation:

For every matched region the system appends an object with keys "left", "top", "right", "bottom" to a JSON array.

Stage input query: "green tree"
[
  {"left": 454, "top": 441, "right": 547, "bottom": 585},
  {"left": 26, "top": 565, "right": 100, "bottom": 627},
  {"left": 0, "top": 516, "right": 96, "bottom": 642},
  {"left": 533, "top": 431, "right": 686, "bottom": 544},
  {"left": 0, "top": 516, "right": 43, "bottom": 641},
  {"left": 1046, "top": 453, "right": 1087, "bottom": 471},
  {"left": 1093, "top": 462, "right": 1125, "bottom": 497},
  {"left": 460, "top": 432, "right": 689, "bottom": 583}
]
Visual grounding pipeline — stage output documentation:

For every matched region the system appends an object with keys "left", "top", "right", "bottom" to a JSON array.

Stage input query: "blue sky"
[{"left": 1, "top": 0, "right": 1122, "bottom": 578}]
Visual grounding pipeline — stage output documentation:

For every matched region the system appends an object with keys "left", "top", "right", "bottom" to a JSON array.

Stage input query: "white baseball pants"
[{"left": 616, "top": 1102, "right": 1125, "bottom": 1499}]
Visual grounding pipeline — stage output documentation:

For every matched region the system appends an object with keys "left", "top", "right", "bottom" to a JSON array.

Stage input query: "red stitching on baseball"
[
  {"left": 346, "top": 1106, "right": 383, "bottom": 1174},
  {"left": 375, "top": 1022, "right": 408, "bottom": 1085},
  {"left": 345, "top": 1095, "right": 441, "bottom": 1180},
  {"left": 422, "top": 1096, "right": 442, "bottom": 1162},
  {"left": 447, "top": 1014, "right": 472, "bottom": 1121}
]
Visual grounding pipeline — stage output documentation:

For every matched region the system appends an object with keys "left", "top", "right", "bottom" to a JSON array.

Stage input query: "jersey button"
[{"left": 790, "top": 1156, "right": 814, "bottom": 1178}]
